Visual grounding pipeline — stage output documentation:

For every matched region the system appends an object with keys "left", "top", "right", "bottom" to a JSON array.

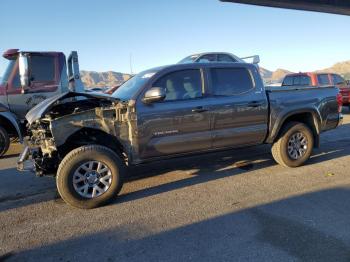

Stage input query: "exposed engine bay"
[{"left": 47, "top": 98, "right": 112, "bottom": 119}]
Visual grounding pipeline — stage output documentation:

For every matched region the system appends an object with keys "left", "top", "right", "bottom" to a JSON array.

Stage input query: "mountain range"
[
  {"left": 80, "top": 60, "right": 350, "bottom": 88},
  {"left": 80, "top": 70, "right": 131, "bottom": 88},
  {"left": 262, "top": 60, "right": 350, "bottom": 84}
]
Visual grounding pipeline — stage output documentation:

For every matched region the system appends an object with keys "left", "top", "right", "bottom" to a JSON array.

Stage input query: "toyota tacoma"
[{"left": 18, "top": 62, "right": 342, "bottom": 209}]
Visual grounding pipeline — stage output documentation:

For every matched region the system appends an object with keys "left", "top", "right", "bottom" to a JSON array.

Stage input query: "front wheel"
[
  {"left": 56, "top": 145, "right": 125, "bottom": 209},
  {"left": 0, "top": 126, "right": 10, "bottom": 157},
  {"left": 271, "top": 122, "right": 314, "bottom": 167}
]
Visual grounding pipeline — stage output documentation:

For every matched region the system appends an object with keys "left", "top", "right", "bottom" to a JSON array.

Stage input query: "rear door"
[
  {"left": 7, "top": 54, "right": 61, "bottom": 119},
  {"left": 206, "top": 65, "right": 269, "bottom": 149},
  {"left": 137, "top": 68, "right": 212, "bottom": 159}
]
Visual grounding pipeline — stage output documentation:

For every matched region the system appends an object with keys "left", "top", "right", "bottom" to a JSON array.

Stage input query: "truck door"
[
  {"left": 6, "top": 54, "right": 61, "bottom": 119},
  {"left": 137, "top": 68, "right": 212, "bottom": 159},
  {"left": 207, "top": 66, "right": 269, "bottom": 149}
]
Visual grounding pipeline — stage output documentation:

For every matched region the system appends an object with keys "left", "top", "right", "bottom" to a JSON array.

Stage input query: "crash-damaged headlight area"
[
  {"left": 18, "top": 92, "right": 135, "bottom": 176},
  {"left": 21, "top": 119, "right": 58, "bottom": 175}
]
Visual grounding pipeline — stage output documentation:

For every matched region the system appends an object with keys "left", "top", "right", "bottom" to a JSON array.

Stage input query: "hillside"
[
  {"left": 259, "top": 67, "right": 273, "bottom": 81},
  {"left": 316, "top": 60, "right": 350, "bottom": 79},
  {"left": 79, "top": 60, "right": 350, "bottom": 88},
  {"left": 262, "top": 60, "right": 350, "bottom": 84},
  {"left": 260, "top": 67, "right": 294, "bottom": 84},
  {"left": 271, "top": 69, "right": 293, "bottom": 82},
  {"left": 80, "top": 70, "right": 131, "bottom": 88}
]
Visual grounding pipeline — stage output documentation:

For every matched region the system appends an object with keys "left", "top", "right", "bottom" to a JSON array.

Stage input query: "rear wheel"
[
  {"left": 56, "top": 145, "right": 125, "bottom": 209},
  {"left": 271, "top": 122, "right": 314, "bottom": 167},
  {"left": 0, "top": 126, "right": 10, "bottom": 157}
]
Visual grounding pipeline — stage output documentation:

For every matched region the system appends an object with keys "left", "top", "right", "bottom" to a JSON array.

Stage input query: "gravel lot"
[{"left": 1, "top": 112, "right": 350, "bottom": 262}]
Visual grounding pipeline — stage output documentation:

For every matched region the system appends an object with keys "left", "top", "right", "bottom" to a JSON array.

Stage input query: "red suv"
[{"left": 282, "top": 72, "right": 350, "bottom": 108}]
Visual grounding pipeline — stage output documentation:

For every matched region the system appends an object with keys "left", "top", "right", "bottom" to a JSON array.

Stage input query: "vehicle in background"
[
  {"left": 0, "top": 49, "right": 85, "bottom": 156},
  {"left": 282, "top": 72, "right": 350, "bottom": 109},
  {"left": 18, "top": 62, "right": 342, "bottom": 209},
  {"left": 178, "top": 52, "right": 260, "bottom": 65}
]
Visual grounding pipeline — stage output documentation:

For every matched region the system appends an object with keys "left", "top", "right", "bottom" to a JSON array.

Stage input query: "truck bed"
[{"left": 265, "top": 85, "right": 340, "bottom": 143}]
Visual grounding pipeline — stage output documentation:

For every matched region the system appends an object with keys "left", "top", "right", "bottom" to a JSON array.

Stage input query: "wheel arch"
[
  {"left": 268, "top": 110, "right": 321, "bottom": 148},
  {"left": 58, "top": 128, "right": 127, "bottom": 160}
]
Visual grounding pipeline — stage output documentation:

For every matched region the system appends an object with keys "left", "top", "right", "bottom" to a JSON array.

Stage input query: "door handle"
[
  {"left": 247, "top": 101, "right": 262, "bottom": 108},
  {"left": 192, "top": 106, "right": 208, "bottom": 113}
]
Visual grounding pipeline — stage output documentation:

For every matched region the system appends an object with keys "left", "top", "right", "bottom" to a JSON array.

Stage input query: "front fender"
[{"left": 0, "top": 111, "right": 23, "bottom": 142}]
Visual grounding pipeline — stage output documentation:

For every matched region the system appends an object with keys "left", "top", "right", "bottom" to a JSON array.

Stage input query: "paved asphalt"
[{"left": 1, "top": 112, "right": 350, "bottom": 261}]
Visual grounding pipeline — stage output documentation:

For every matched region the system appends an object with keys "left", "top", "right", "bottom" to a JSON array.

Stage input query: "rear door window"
[
  {"left": 210, "top": 67, "right": 254, "bottom": 96},
  {"left": 317, "top": 74, "right": 330, "bottom": 86}
]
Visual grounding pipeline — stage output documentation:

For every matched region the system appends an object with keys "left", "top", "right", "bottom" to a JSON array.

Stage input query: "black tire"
[
  {"left": 56, "top": 145, "right": 125, "bottom": 209},
  {"left": 0, "top": 126, "right": 10, "bottom": 157},
  {"left": 271, "top": 122, "right": 314, "bottom": 167}
]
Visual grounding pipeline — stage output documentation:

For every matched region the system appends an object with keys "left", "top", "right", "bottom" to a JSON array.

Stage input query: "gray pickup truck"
[{"left": 18, "top": 62, "right": 342, "bottom": 209}]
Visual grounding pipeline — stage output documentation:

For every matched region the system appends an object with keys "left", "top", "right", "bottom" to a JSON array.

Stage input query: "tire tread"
[{"left": 56, "top": 145, "right": 124, "bottom": 209}]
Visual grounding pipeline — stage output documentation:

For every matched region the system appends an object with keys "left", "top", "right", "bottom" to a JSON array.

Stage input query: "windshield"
[
  {"left": 0, "top": 59, "right": 16, "bottom": 85},
  {"left": 112, "top": 70, "right": 157, "bottom": 100},
  {"left": 178, "top": 55, "right": 199, "bottom": 64}
]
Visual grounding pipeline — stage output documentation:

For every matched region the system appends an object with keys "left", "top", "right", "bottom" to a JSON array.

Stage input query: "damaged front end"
[
  {"left": 17, "top": 92, "right": 136, "bottom": 176},
  {"left": 17, "top": 117, "right": 58, "bottom": 175}
]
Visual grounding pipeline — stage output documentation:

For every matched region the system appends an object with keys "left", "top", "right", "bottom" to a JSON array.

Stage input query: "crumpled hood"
[{"left": 26, "top": 91, "right": 116, "bottom": 125}]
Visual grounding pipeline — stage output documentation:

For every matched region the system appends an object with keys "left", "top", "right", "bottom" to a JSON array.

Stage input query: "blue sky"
[{"left": 1, "top": 0, "right": 350, "bottom": 75}]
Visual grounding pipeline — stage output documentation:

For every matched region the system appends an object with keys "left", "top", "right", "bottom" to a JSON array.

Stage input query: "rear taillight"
[{"left": 336, "top": 93, "right": 343, "bottom": 112}]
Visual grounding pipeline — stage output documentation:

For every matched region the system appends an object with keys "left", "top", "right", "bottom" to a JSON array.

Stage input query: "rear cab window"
[
  {"left": 293, "top": 76, "right": 301, "bottom": 86},
  {"left": 300, "top": 75, "right": 311, "bottom": 86},
  {"left": 282, "top": 76, "right": 293, "bottom": 86},
  {"left": 209, "top": 67, "right": 254, "bottom": 96},
  {"left": 283, "top": 75, "right": 310, "bottom": 86}
]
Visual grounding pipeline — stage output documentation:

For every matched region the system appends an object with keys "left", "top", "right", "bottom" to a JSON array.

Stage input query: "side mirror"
[
  {"left": 18, "top": 53, "right": 30, "bottom": 93},
  {"left": 142, "top": 87, "right": 166, "bottom": 104}
]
